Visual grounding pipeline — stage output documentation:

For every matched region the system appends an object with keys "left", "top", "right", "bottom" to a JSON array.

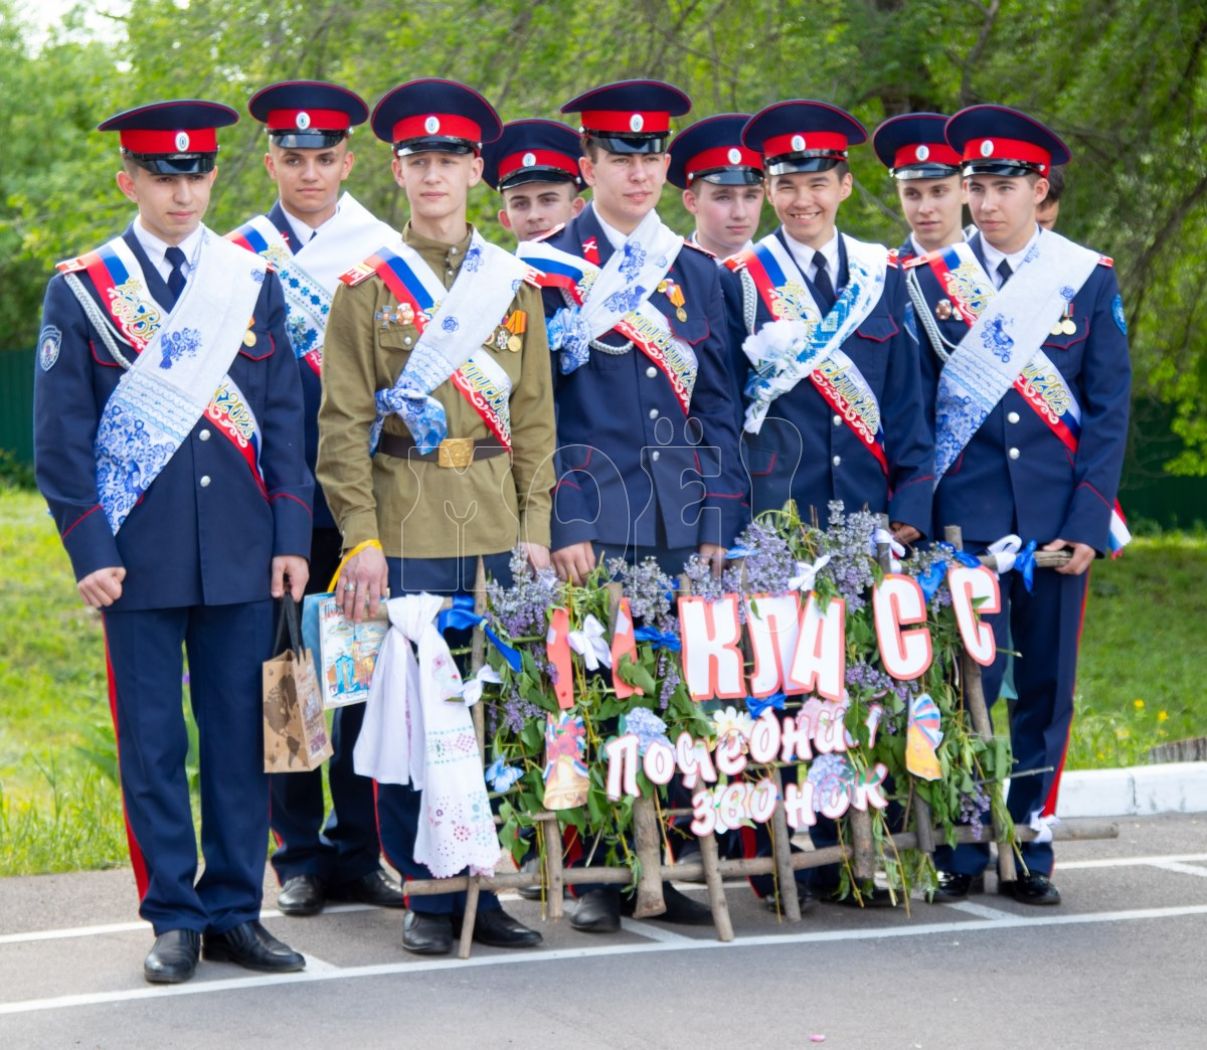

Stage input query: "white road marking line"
[
  {"left": 1058, "top": 852, "right": 1207, "bottom": 870},
  {"left": 619, "top": 917, "right": 694, "bottom": 943},
  {"left": 1147, "top": 861, "right": 1207, "bottom": 878},
  {"left": 0, "top": 903, "right": 376, "bottom": 947},
  {"left": 943, "top": 900, "right": 1016, "bottom": 921},
  {"left": 2, "top": 903, "right": 1205, "bottom": 1017}
]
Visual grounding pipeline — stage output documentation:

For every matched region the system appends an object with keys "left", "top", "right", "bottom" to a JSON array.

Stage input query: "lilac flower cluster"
[
  {"left": 682, "top": 553, "right": 725, "bottom": 600},
  {"left": 657, "top": 648, "right": 681, "bottom": 710},
  {"left": 721, "top": 520, "right": 797, "bottom": 597},
  {"left": 958, "top": 780, "right": 991, "bottom": 841},
  {"left": 622, "top": 707, "right": 671, "bottom": 755},
  {"left": 487, "top": 548, "right": 563, "bottom": 638},
  {"left": 500, "top": 680, "right": 543, "bottom": 734},
  {"left": 816, "top": 501, "right": 879, "bottom": 613},
  {"left": 846, "top": 660, "right": 912, "bottom": 719},
  {"left": 605, "top": 556, "right": 674, "bottom": 624}
]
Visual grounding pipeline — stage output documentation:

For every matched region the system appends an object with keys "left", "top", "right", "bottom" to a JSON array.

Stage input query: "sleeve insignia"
[{"left": 38, "top": 325, "right": 62, "bottom": 371}]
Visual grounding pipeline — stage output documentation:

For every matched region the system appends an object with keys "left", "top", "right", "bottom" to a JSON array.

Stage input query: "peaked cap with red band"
[
  {"left": 371, "top": 78, "right": 502, "bottom": 155},
  {"left": 742, "top": 100, "right": 867, "bottom": 176},
  {"left": 871, "top": 112, "right": 962, "bottom": 180},
  {"left": 561, "top": 79, "right": 691, "bottom": 155},
  {"left": 945, "top": 104, "right": 1071, "bottom": 179},
  {"left": 98, "top": 99, "right": 238, "bottom": 175},
  {"left": 667, "top": 113, "right": 763, "bottom": 189},
  {"left": 482, "top": 119, "right": 583, "bottom": 191},
  {"left": 248, "top": 80, "right": 368, "bottom": 150}
]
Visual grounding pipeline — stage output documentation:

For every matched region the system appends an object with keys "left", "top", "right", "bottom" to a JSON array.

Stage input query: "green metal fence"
[{"left": 1, "top": 348, "right": 1203, "bottom": 528}]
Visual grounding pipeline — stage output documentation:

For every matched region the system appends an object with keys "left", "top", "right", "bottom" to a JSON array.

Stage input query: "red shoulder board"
[
  {"left": 722, "top": 248, "right": 753, "bottom": 272},
  {"left": 886, "top": 248, "right": 901, "bottom": 269},
  {"left": 1098, "top": 255, "right": 1114, "bottom": 268},
  {"left": 521, "top": 265, "right": 543, "bottom": 288},
  {"left": 683, "top": 239, "right": 716, "bottom": 260},
  {"left": 340, "top": 259, "right": 379, "bottom": 287},
  {"left": 55, "top": 254, "right": 94, "bottom": 274},
  {"left": 902, "top": 252, "right": 932, "bottom": 270}
]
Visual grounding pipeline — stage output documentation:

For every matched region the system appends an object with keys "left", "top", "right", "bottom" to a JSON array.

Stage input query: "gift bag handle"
[{"left": 273, "top": 594, "right": 304, "bottom": 657}]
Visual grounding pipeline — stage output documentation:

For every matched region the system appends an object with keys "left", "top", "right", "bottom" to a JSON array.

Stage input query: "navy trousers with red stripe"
[
  {"left": 935, "top": 557, "right": 1089, "bottom": 879},
  {"left": 103, "top": 601, "right": 273, "bottom": 935},
  {"left": 373, "top": 553, "right": 511, "bottom": 916}
]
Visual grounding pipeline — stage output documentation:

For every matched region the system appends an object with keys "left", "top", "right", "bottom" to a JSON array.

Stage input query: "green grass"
[{"left": 0, "top": 487, "right": 1204, "bottom": 875}]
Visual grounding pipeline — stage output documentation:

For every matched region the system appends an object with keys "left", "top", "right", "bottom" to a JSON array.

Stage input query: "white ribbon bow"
[
  {"left": 788, "top": 554, "right": 832, "bottom": 593},
  {"left": 870, "top": 528, "right": 905, "bottom": 573},
  {"left": 461, "top": 665, "right": 502, "bottom": 707},
  {"left": 985, "top": 534, "right": 1024, "bottom": 575},
  {"left": 1028, "top": 809, "right": 1059, "bottom": 845},
  {"left": 568, "top": 613, "right": 612, "bottom": 671}
]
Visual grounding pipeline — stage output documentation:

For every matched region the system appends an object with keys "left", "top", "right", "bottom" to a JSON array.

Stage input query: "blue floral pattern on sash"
[
  {"left": 618, "top": 240, "right": 646, "bottom": 282},
  {"left": 95, "top": 401, "right": 177, "bottom": 531},
  {"left": 158, "top": 328, "right": 202, "bottom": 370},
  {"left": 979, "top": 316, "right": 1014, "bottom": 363}
]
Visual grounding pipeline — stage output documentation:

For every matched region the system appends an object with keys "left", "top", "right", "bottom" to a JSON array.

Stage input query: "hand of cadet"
[
  {"left": 78, "top": 566, "right": 126, "bottom": 608},
  {"left": 336, "top": 545, "right": 389, "bottom": 622},
  {"left": 890, "top": 522, "right": 922, "bottom": 546},
  {"left": 552, "top": 541, "right": 596, "bottom": 585},
  {"left": 519, "top": 542, "right": 551, "bottom": 573},
  {"left": 271, "top": 555, "right": 310, "bottom": 603},
  {"left": 698, "top": 543, "right": 728, "bottom": 578},
  {"left": 1043, "top": 538, "right": 1096, "bottom": 575}
]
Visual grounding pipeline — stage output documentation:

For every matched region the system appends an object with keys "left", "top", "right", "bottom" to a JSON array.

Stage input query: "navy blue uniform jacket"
[{"left": 34, "top": 224, "right": 314, "bottom": 611}]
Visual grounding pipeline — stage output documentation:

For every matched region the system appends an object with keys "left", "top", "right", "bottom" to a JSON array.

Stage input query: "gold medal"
[
  {"left": 243, "top": 330, "right": 257, "bottom": 348},
  {"left": 507, "top": 334, "right": 522, "bottom": 352},
  {"left": 676, "top": 307, "right": 687, "bottom": 322},
  {"left": 656, "top": 279, "right": 669, "bottom": 294},
  {"left": 1061, "top": 318, "right": 1076, "bottom": 336}
]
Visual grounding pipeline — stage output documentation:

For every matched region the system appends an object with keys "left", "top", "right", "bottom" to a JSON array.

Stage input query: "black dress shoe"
[
  {"left": 456, "top": 908, "right": 543, "bottom": 948},
  {"left": 327, "top": 869, "right": 405, "bottom": 909},
  {"left": 402, "top": 911, "right": 454, "bottom": 955},
  {"left": 277, "top": 874, "right": 325, "bottom": 916},
  {"left": 202, "top": 921, "right": 305, "bottom": 972},
  {"left": 764, "top": 883, "right": 818, "bottom": 916},
  {"left": 932, "top": 871, "right": 985, "bottom": 903},
  {"left": 570, "top": 889, "right": 621, "bottom": 933},
  {"left": 652, "top": 883, "right": 714, "bottom": 925},
  {"left": 1000, "top": 872, "right": 1061, "bottom": 906},
  {"left": 517, "top": 857, "right": 546, "bottom": 902},
  {"left": 144, "top": 929, "right": 200, "bottom": 984}
]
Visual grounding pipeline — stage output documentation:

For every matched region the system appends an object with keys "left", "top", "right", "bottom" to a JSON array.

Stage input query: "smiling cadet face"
[
  {"left": 770, "top": 167, "right": 852, "bottom": 249},
  {"left": 265, "top": 139, "right": 354, "bottom": 226},
  {"left": 116, "top": 166, "right": 217, "bottom": 245}
]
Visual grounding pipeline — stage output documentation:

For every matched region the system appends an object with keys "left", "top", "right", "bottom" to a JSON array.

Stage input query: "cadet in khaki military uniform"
[{"left": 318, "top": 78, "right": 554, "bottom": 956}]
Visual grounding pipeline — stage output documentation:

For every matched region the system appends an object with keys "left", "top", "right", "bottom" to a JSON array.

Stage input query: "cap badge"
[
  {"left": 424, "top": 115, "right": 440, "bottom": 135},
  {"left": 296, "top": 111, "right": 311, "bottom": 130},
  {"left": 915, "top": 144, "right": 930, "bottom": 162},
  {"left": 522, "top": 151, "right": 537, "bottom": 167},
  {"left": 629, "top": 113, "right": 644, "bottom": 133},
  {"left": 727, "top": 147, "right": 742, "bottom": 164},
  {"left": 980, "top": 139, "right": 994, "bottom": 157},
  {"left": 791, "top": 134, "right": 805, "bottom": 152},
  {"left": 175, "top": 131, "right": 190, "bottom": 152}
]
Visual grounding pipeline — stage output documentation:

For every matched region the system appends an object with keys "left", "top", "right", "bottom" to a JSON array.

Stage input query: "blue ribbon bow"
[
  {"left": 936, "top": 541, "right": 981, "bottom": 568},
  {"left": 1015, "top": 539, "right": 1037, "bottom": 592},
  {"left": 634, "top": 625, "right": 682, "bottom": 652},
  {"left": 437, "top": 595, "right": 523, "bottom": 672},
  {"left": 745, "top": 692, "right": 786, "bottom": 719},
  {"left": 917, "top": 559, "right": 948, "bottom": 603}
]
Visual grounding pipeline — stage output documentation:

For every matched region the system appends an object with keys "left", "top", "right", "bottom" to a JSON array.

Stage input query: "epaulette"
[
  {"left": 682, "top": 239, "right": 715, "bottom": 259},
  {"left": 886, "top": 247, "right": 901, "bottom": 269},
  {"left": 532, "top": 222, "right": 565, "bottom": 244},
  {"left": 55, "top": 254, "right": 93, "bottom": 274},
  {"left": 721, "top": 248, "right": 753, "bottom": 272},
  {"left": 340, "top": 259, "right": 379, "bottom": 287},
  {"left": 521, "top": 265, "right": 543, "bottom": 288},
  {"left": 1098, "top": 255, "right": 1114, "bottom": 268},
  {"left": 902, "top": 252, "right": 932, "bottom": 269}
]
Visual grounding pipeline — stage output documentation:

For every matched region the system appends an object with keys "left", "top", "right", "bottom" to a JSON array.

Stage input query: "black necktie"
[
  {"left": 996, "top": 259, "right": 1013, "bottom": 288},
  {"left": 165, "top": 246, "right": 187, "bottom": 300},
  {"left": 812, "top": 250, "right": 835, "bottom": 312}
]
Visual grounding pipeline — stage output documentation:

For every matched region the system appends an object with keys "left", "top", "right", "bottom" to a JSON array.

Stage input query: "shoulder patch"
[
  {"left": 340, "top": 260, "right": 379, "bottom": 287},
  {"left": 1098, "top": 255, "right": 1114, "bottom": 268},
  {"left": 38, "top": 325, "right": 62, "bottom": 371},
  {"left": 1111, "top": 294, "right": 1128, "bottom": 335},
  {"left": 55, "top": 254, "right": 92, "bottom": 274}
]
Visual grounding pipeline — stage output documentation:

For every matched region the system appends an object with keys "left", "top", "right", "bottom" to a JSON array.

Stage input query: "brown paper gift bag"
[{"left": 263, "top": 596, "right": 334, "bottom": 773}]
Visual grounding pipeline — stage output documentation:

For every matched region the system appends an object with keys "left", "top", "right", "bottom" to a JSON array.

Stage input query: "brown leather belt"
[{"left": 375, "top": 432, "right": 508, "bottom": 469}]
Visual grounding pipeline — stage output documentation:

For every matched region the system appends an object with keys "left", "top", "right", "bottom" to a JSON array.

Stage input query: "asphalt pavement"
[{"left": 1, "top": 813, "right": 1205, "bottom": 1050}]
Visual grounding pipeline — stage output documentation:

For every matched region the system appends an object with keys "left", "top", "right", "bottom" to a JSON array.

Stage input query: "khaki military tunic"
[{"left": 318, "top": 223, "right": 555, "bottom": 558}]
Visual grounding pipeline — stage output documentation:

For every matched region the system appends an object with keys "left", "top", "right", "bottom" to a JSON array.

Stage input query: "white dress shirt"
[
  {"left": 132, "top": 217, "right": 203, "bottom": 284},
  {"left": 980, "top": 224, "right": 1042, "bottom": 288},
  {"left": 595, "top": 209, "right": 632, "bottom": 252},
  {"left": 783, "top": 227, "right": 840, "bottom": 285},
  {"left": 279, "top": 202, "right": 341, "bottom": 247}
]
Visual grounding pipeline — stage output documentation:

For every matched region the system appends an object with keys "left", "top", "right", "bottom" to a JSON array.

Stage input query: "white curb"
[{"left": 1056, "top": 761, "right": 1207, "bottom": 818}]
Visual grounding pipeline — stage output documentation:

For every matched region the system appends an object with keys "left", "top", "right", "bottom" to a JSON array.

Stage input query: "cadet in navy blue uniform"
[
  {"left": 720, "top": 101, "right": 933, "bottom": 910},
  {"left": 721, "top": 100, "right": 933, "bottom": 540},
  {"left": 483, "top": 118, "right": 585, "bottom": 242},
  {"left": 34, "top": 101, "right": 313, "bottom": 983},
  {"left": 521, "top": 80, "right": 748, "bottom": 934},
  {"left": 870, "top": 112, "right": 966, "bottom": 263},
  {"left": 906, "top": 105, "right": 1131, "bottom": 905},
  {"left": 667, "top": 114, "right": 765, "bottom": 429},
  {"left": 233, "top": 80, "right": 404, "bottom": 919}
]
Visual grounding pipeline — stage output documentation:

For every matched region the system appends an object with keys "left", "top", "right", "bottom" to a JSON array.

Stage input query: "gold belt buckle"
[{"left": 436, "top": 437, "right": 475, "bottom": 469}]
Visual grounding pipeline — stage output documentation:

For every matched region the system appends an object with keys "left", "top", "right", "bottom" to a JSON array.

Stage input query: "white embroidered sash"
[
  {"left": 92, "top": 231, "right": 267, "bottom": 532},
  {"left": 740, "top": 232, "right": 887, "bottom": 434},
  {"left": 933, "top": 233, "right": 1099, "bottom": 482},
  {"left": 372, "top": 231, "right": 526, "bottom": 453}
]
